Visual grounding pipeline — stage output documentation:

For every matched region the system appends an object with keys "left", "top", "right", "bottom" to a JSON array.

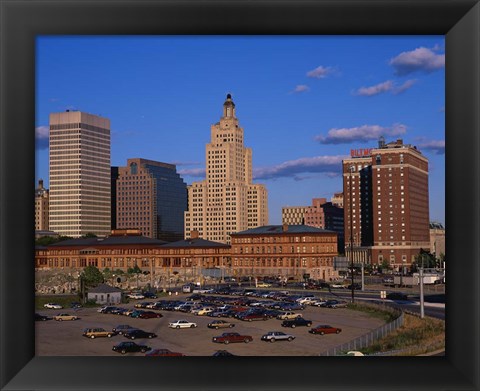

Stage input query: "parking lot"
[{"left": 35, "top": 293, "right": 385, "bottom": 356}]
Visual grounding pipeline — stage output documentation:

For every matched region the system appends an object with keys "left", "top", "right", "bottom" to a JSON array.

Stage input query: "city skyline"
[{"left": 35, "top": 35, "right": 445, "bottom": 226}]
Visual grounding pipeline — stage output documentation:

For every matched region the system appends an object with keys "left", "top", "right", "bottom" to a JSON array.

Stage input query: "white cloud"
[
  {"left": 418, "top": 139, "right": 445, "bottom": 155},
  {"left": 316, "top": 123, "right": 407, "bottom": 145},
  {"left": 178, "top": 167, "right": 206, "bottom": 178},
  {"left": 35, "top": 126, "right": 49, "bottom": 150},
  {"left": 253, "top": 155, "right": 346, "bottom": 180},
  {"left": 355, "top": 79, "right": 416, "bottom": 96},
  {"left": 390, "top": 47, "right": 445, "bottom": 75},
  {"left": 291, "top": 85, "right": 310, "bottom": 93},
  {"left": 356, "top": 80, "right": 395, "bottom": 96},
  {"left": 306, "top": 65, "right": 334, "bottom": 79}
]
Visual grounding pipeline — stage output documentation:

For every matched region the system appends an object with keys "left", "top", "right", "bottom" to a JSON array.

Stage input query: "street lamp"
[{"left": 349, "top": 164, "right": 355, "bottom": 303}]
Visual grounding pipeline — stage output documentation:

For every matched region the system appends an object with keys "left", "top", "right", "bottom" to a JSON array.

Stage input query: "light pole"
[{"left": 349, "top": 164, "right": 355, "bottom": 303}]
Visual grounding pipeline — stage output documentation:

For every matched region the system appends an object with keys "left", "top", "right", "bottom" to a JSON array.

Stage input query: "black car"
[
  {"left": 281, "top": 317, "right": 313, "bottom": 328},
  {"left": 112, "top": 341, "right": 152, "bottom": 354},
  {"left": 35, "top": 313, "right": 51, "bottom": 321},
  {"left": 123, "top": 329, "right": 157, "bottom": 340},
  {"left": 143, "top": 292, "right": 157, "bottom": 299},
  {"left": 212, "top": 350, "right": 235, "bottom": 356},
  {"left": 386, "top": 292, "right": 408, "bottom": 301}
]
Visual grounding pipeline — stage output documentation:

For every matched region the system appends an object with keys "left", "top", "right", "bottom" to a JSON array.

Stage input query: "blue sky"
[{"left": 35, "top": 36, "right": 445, "bottom": 225}]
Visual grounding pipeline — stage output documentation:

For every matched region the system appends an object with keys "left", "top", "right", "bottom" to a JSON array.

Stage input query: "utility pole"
[{"left": 419, "top": 266, "right": 425, "bottom": 319}]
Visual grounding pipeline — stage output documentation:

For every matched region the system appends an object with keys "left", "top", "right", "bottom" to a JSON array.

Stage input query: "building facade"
[
  {"left": 343, "top": 137, "right": 430, "bottom": 269},
  {"left": 282, "top": 198, "right": 344, "bottom": 253},
  {"left": 230, "top": 225, "right": 339, "bottom": 281},
  {"left": 114, "top": 158, "right": 187, "bottom": 242},
  {"left": 49, "top": 111, "right": 111, "bottom": 237},
  {"left": 35, "top": 179, "right": 49, "bottom": 231},
  {"left": 282, "top": 206, "right": 308, "bottom": 225},
  {"left": 430, "top": 222, "right": 446, "bottom": 259},
  {"left": 184, "top": 94, "right": 268, "bottom": 243},
  {"left": 331, "top": 192, "right": 344, "bottom": 208}
]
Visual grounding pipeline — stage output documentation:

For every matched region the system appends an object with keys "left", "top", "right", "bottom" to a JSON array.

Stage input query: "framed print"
[{"left": 1, "top": 0, "right": 479, "bottom": 390}]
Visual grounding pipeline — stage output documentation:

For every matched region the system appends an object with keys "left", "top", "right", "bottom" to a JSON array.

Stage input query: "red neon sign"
[{"left": 350, "top": 148, "right": 373, "bottom": 158}]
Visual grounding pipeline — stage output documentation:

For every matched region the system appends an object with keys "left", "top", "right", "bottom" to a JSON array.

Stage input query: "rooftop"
[{"left": 232, "top": 225, "right": 336, "bottom": 236}]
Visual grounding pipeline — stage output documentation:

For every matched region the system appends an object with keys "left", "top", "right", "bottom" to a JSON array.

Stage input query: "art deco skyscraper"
[
  {"left": 184, "top": 94, "right": 268, "bottom": 243},
  {"left": 49, "top": 111, "right": 111, "bottom": 237}
]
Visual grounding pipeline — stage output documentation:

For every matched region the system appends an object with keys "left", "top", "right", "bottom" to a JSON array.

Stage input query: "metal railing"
[{"left": 319, "top": 306, "right": 404, "bottom": 356}]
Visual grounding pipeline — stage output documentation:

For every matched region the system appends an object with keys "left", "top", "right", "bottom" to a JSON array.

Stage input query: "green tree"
[
  {"left": 81, "top": 265, "right": 104, "bottom": 287},
  {"left": 127, "top": 264, "right": 142, "bottom": 275},
  {"left": 81, "top": 232, "right": 97, "bottom": 238},
  {"left": 411, "top": 249, "right": 437, "bottom": 272}
]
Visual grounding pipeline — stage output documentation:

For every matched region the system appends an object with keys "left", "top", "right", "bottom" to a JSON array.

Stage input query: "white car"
[
  {"left": 44, "top": 303, "right": 63, "bottom": 309},
  {"left": 331, "top": 283, "right": 346, "bottom": 289},
  {"left": 310, "top": 299, "right": 328, "bottom": 306},
  {"left": 297, "top": 297, "right": 316, "bottom": 305},
  {"left": 168, "top": 320, "right": 198, "bottom": 329},
  {"left": 127, "top": 293, "right": 145, "bottom": 299}
]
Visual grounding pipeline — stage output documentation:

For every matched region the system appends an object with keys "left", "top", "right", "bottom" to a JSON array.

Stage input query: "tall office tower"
[
  {"left": 115, "top": 158, "right": 187, "bottom": 242},
  {"left": 49, "top": 111, "right": 111, "bottom": 237},
  {"left": 35, "top": 179, "right": 49, "bottom": 231},
  {"left": 184, "top": 94, "right": 268, "bottom": 244},
  {"left": 343, "top": 137, "right": 430, "bottom": 268}
]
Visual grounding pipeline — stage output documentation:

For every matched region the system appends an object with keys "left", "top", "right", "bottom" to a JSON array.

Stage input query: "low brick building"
[{"left": 230, "top": 224, "right": 339, "bottom": 281}]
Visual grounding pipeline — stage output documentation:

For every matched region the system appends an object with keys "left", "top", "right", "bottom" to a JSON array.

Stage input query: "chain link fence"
[{"left": 319, "top": 306, "right": 404, "bottom": 356}]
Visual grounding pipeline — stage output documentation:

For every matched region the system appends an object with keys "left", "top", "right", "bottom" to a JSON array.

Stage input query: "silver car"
[{"left": 261, "top": 331, "right": 295, "bottom": 343}]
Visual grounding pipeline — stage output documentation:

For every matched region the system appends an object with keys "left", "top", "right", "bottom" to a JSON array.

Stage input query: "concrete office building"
[
  {"left": 430, "top": 222, "right": 446, "bottom": 259},
  {"left": 343, "top": 137, "right": 430, "bottom": 269},
  {"left": 184, "top": 94, "right": 268, "bottom": 244},
  {"left": 49, "top": 111, "right": 111, "bottom": 237},
  {"left": 114, "top": 158, "right": 187, "bottom": 242},
  {"left": 282, "top": 206, "right": 308, "bottom": 225},
  {"left": 283, "top": 198, "right": 344, "bottom": 253},
  {"left": 35, "top": 179, "right": 49, "bottom": 231}
]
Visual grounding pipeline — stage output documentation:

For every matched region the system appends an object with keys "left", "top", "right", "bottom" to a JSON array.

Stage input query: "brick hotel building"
[{"left": 343, "top": 137, "right": 430, "bottom": 269}]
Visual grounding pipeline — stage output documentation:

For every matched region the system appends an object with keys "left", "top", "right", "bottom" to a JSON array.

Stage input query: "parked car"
[
  {"left": 207, "top": 320, "right": 235, "bottom": 329},
  {"left": 112, "top": 325, "right": 137, "bottom": 335},
  {"left": 143, "top": 292, "right": 157, "bottom": 299},
  {"left": 98, "top": 306, "right": 117, "bottom": 314},
  {"left": 212, "top": 332, "right": 253, "bottom": 344},
  {"left": 261, "top": 331, "right": 295, "bottom": 342},
  {"left": 276, "top": 311, "right": 303, "bottom": 320},
  {"left": 53, "top": 313, "right": 79, "bottom": 321},
  {"left": 83, "top": 328, "right": 116, "bottom": 338},
  {"left": 238, "top": 313, "right": 268, "bottom": 322},
  {"left": 138, "top": 311, "right": 163, "bottom": 319},
  {"left": 145, "top": 349, "right": 185, "bottom": 357},
  {"left": 112, "top": 341, "right": 151, "bottom": 354},
  {"left": 168, "top": 320, "right": 198, "bottom": 329},
  {"left": 331, "top": 283, "right": 346, "bottom": 289},
  {"left": 123, "top": 329, "right": 157, "bottom": 340},
  {"left": 44, "top": 303, "right": 62, "bottom": 309},
  {"left": 321, "top": 300, "right": 348, "bottom": 309},
  {"left": 309, "top": 325, "right": 342, "bottom": 335},
  {"left": 134, "top": 302, "right": 152, "bottom": 309},
  {"left": 35, "top": 313, "right": 51, "bottom": 321},
  {"left": 281, "top": 317, "right": 312, "bottom": 328},
  {"left": 386, "top": 292, "right": 408, "bottom": 301},
  {"left": 212, "top": 350, "right": 235, "bottom": 356},
  {"left": 127, "top": 293, "right": 145, "bottom": 300},
  {"left": 195, "top": 307, "right": 216, "bottom": 316},
  {"left": 70, "top": 302, "right": 82, "bottom": 309}
]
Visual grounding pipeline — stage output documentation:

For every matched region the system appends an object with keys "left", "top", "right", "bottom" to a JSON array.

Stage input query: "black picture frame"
[{"left": 1, "top": 0, "right": 479, "bottom": 390}]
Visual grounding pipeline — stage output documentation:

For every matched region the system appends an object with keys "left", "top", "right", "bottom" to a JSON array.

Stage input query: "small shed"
[{"left": 87, "top": 283, "right": 122, "bottom": 305}]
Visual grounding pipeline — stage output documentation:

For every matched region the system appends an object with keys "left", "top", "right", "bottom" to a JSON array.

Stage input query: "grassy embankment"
[{"left": 347, "top": 303, "right": 445, "bottom": 355}]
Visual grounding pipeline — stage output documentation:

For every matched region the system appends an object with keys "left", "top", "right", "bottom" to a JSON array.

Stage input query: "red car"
[
  {"left": 145, "top": 349, "right": 185, "bottom": 357},
  {"left": 138, "top": 311, "right": 163, "bottom": 319},
  {"left": 309, "top": 325, "right": 342, "bottom": 335},
  {"left": 239, "top": 313, "right": 268, "bottom": 322},
  {"left": 212, "top": 332, "right": 253, "bottom": 344}
]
